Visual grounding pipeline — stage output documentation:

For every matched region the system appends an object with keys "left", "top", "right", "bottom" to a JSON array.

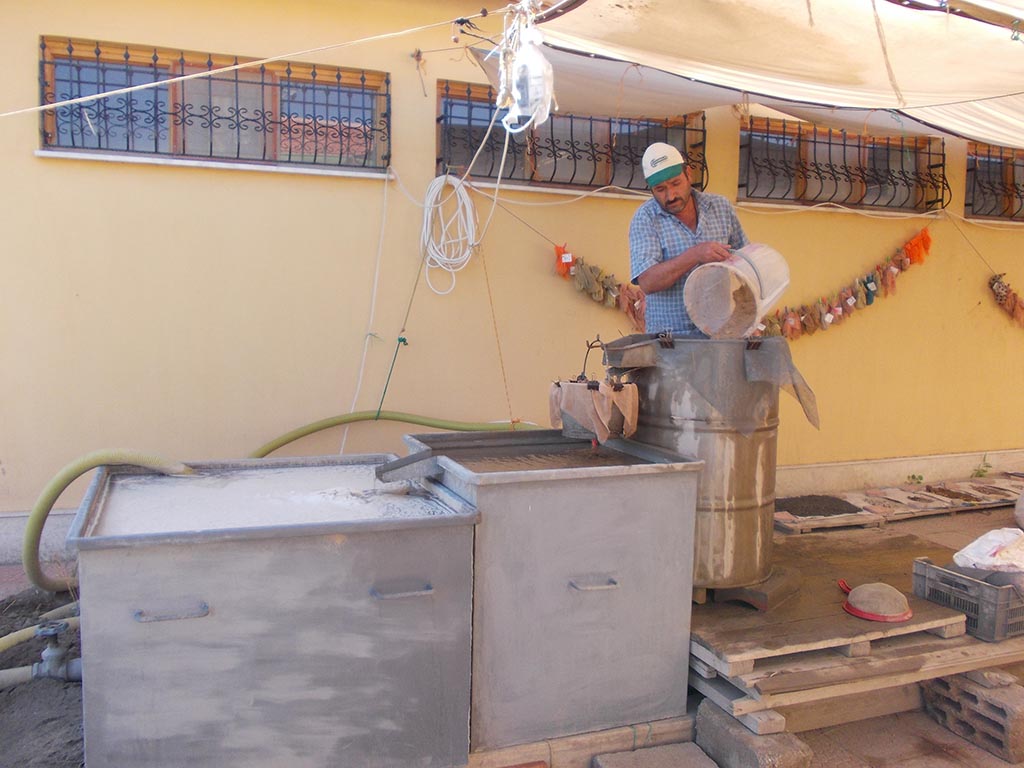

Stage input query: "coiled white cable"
[{"left": 421, "top": 174, "right": 478, "bottom": 295}]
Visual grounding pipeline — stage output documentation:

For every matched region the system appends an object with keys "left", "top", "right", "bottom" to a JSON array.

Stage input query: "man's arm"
[{"left": 636, "top": 241, "right": 733, "bottom": 294}]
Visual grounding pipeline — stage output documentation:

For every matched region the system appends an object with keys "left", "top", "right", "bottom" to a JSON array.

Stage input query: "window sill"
[
  {"left": 35, "top": 149, "right": 391, "bottom": 180},
  {"left": 962, "top": 215, "right": 1024, "bottom": 227},
  {"left": 736, "top": 200, "right": 943, "bottom": 219},
  {"left": 464, "top": 178, "right": 650, "bottom": 203}
]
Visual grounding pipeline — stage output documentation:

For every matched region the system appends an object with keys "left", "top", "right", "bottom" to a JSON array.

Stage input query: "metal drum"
[{"left": 605, "top": 335, "right": 780, "bottom": 589}]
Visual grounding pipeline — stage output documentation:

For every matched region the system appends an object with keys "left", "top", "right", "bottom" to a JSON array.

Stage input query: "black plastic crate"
[{"left": 913, "top": 557, "right": 1024, "bottom": 642}]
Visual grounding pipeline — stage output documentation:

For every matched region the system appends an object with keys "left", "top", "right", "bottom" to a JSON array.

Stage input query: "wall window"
[
  {"left": 739, "top": 117, "right": 949, "bottom": 211},
  {"left": 436, "top": 80, "right": 707, "bottom": 191},
  {"left": 40, "top": 37, "right": 390, "bottom": 170},
  {"left": 966, "top": 142, "right": 1024, "bottom": 220}
]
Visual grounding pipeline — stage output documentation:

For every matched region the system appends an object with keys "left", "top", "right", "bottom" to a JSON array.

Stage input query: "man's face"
[{"left": 650, "top": 167, "right": 693, "bottom": 215}]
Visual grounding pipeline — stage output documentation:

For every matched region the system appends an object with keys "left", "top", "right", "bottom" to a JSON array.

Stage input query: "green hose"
[
  {"left": 23, "top": 451, "right": 191, "bottom": 593},
  {"left": 248, "top": 409, "right": 541, "bottom": 458}
]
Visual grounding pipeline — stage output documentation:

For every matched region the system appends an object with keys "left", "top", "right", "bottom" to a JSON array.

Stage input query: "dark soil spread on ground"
[
  {"left": 776, "top": 494, "right": 864, "bottom": 517},
  {"left": 0, "top": 587, "right": 82, "bottom": 768}
]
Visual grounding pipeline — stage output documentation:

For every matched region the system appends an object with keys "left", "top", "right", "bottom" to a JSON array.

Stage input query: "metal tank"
[
  {"left": 68, "top": 455, "right": 477, "bottom": 768},
  {"left": 379, "top": 430, "right": 702, "bottom": 751},
  {"left": 604, "top": 334, "right": 813, "bottom": 590}
]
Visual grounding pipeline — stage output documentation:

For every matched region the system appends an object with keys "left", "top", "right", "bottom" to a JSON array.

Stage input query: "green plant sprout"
[{"left": 971, "top": 454, "right": 993, "bottom": 478}]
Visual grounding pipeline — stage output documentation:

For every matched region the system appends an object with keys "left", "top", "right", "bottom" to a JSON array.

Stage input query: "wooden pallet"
[
  {"left": 691, "top": 631, "right": 1024, "bottom": 720},
  {"left": 691, "top": 595, "right": 965, "bottom": 678},
  {"left": 775, "top": 474, "right": 1023, "bottom": 533},
  {"left": 774, "top": 509, "right": 884, "bottom": 534},
  {"left": 688, "top": 530, "right": 976, "bottom": 732}
]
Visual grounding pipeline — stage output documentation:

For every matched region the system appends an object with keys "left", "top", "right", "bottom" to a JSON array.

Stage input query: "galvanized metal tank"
[
  {"left": 69, "top": 455, "right": 477, "bottom": 768},
  {"left": 387, "top": 430, "right": 702, "bottom": 751},
  {"left": 605, "top": 335, "right": 780, "bottom": 589}
]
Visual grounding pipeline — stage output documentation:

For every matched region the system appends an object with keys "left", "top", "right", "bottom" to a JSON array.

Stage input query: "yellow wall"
[{"left": 2, "top": 0, "right": 1023, "bottom": 512}]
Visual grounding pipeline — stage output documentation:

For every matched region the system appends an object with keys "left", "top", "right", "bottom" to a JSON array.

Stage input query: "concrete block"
[
  {"left": 592, "top": 743, "right": 718, "bottom": 768},
  {"left": 695, "top": 700, "right": 812, "bottom": 768},
  {"left": 922, "top": 674, "right": 1024, "bottom": 762}
]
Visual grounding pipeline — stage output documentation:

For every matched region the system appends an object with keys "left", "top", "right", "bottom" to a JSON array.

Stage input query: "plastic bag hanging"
[{"left": 501, "top": 26, "right": 554, "bottom": 134}]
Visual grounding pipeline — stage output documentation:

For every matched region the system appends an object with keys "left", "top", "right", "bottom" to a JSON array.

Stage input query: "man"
[{"left": 629, "top": 142, "right": 749, "bottom": 335}]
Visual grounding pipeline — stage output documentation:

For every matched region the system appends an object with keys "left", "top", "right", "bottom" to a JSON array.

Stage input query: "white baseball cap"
[{"left": 642, "top": 142, "right": 685, "bottom": 187}]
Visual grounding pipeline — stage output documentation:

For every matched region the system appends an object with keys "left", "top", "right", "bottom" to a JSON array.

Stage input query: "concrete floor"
[{"left": 799, "top": 504, "right": 1024, "bottom": 767}]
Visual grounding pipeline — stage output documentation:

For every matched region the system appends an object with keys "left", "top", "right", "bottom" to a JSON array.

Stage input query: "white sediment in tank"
[{"left": 88, "top": 464, "right": 449, "bottom": 537}]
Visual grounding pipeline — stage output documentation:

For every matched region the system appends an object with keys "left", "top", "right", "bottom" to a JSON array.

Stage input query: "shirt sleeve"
[
  {"left": 728, "top": 205, "right": 750, "bottom": 250},
  {"left": 628, "top": 205, "right": 663, "bottom": 284}
]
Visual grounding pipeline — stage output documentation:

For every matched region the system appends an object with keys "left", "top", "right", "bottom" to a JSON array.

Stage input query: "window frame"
[
  {"left": 739, "top": 116, "right": 948, "bottom": 212},
  {"left": 965, "top": 141, "right": 1024, "bottom": 221},
  {"left": 436, "top": 79, "right": 707, "bottom": 192},
  {"left": 40, "top": 36, "right": 391, "bottom": 171}
]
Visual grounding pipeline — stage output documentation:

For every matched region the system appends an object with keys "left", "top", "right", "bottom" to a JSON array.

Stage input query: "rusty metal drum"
[{"left": 605, "top": 334, "right": 781, "bottom": 589}]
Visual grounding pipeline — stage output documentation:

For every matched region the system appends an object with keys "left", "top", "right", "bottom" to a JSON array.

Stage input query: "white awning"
[{"left": 472, "top": 0, "right": 1024, "bottom": 148}]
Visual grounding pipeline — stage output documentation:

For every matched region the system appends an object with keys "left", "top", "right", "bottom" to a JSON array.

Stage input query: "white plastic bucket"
[{"left": 683, "top": 243, "right": 790, "bottom": 339}]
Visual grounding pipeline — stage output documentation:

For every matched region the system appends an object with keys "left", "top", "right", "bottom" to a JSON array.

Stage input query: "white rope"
[
  {"left": 339, "top": 170, "right": 391, "bottom": 452},
  {"left": 0, "top": 11, "right": 500, "bottom": 120},
  {"left": 421, "top": 174, "right": 478, "bottom": 295}
]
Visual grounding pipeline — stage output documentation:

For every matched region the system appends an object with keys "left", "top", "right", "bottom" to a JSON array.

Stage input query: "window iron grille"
[
  {"left": 39, "top": 37, "right": 391, "bottom": 170},
  {"left": 739, "top": 118, "right": 949, "bottom": 211},
  {"left": 436, "top": 80, "right": 707, "bottom": 191},
  {"left": 966, "top": 142, "right": 1024, "bottom": 220}
]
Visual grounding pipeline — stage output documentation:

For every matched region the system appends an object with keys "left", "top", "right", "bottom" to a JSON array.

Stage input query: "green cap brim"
[{"left": 646, "top": 163, "right": 684, "bottom": 187}]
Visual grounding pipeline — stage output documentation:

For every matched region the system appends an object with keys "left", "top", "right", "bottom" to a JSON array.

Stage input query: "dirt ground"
[{"left": 0, "top": 587, "right": 82, "bottom": 768}]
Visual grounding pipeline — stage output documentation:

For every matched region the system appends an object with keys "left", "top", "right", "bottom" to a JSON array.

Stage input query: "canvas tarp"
[{"left": 473, "top": 0, "right": 1024, "bottom": 148}]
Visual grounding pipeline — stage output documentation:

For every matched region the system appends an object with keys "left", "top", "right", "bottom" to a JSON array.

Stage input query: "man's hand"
[
  {"left": 688, "top": 241, "right": 732, "bottom": 265},
  {"left": 636, "top": 241, "right": 733, "bottom": 295}
]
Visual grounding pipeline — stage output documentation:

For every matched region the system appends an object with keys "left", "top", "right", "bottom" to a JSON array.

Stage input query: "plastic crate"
[{"left": 913, "top": 557, "right": 1024, "bottom": 642}]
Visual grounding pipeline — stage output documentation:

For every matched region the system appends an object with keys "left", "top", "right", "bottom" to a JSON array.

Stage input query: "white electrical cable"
[
  {"left": 420, "top": 118, "right": 514, "bottom": 295},
  {"left": 421, "top": 174, "right": 478, "bottom": 295}
]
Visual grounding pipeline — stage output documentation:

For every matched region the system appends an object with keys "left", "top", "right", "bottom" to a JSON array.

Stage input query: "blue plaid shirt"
[{"left": 629, "top": 190, "right": 749, "bottom": 335}]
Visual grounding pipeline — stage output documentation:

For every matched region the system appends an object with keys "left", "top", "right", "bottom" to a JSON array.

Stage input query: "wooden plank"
[
  {"left": 689, "top": 640, "right": 754, "bottom": 677},
  {"left": 775, "top": 683, "right": 922, "bottom": 732},
  {"left": 842, "top": 491, "right": 899, "bottom": 511},
  {"left": 736, "top": 630, "right": 967, "bottom": 692},
  {"left": 877, "top": 487, "right": 954, "bottom": 509},
  {"left": 691, "top": 597, "right": 964, "bottom": 667},
  {"left": 736, "top": 709, "right": 787, "bottom": 736},
  {"left": 468, "top": 716, "right": 694, "bottom": 768},
  {"left": 981, "top": 476, "right": 1024, "bottom": 495},
  {"left": 734, "top": 631, "right": 963, "bottom": 697},
  {"left": 689, "top": 674, "right": 787, "bottom": 734},
  {"left": 774, "top": 511, "right": 884, "bottom": 534},
  {"left": 963, "top": 482, "right": 1019, "bottom": 501},
  {"left": 726, "top": 633, "right": 1024, "bottom": 716},
  {"left": 689, "top": 655, "right": 718, "bottom": 679},
  {"left": 689, "top": 673, "right": 746, "bottom": 712},
  {"left": 927, "top": 617, "right": 967, "bottom": 638},
  {"left": 749, "top": 653, "right": 924, "bottom": 695},
  {"left": 838, "top": 640, "right": 871, "bottom": 657}
]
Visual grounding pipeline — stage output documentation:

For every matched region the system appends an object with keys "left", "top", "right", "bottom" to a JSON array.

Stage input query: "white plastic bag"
[
  {"left": 953, "top": 527, "right": 1024, "bottom": 571},
  {"left": 501, "top": 26, "right": 554, "bottom": 133}
]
